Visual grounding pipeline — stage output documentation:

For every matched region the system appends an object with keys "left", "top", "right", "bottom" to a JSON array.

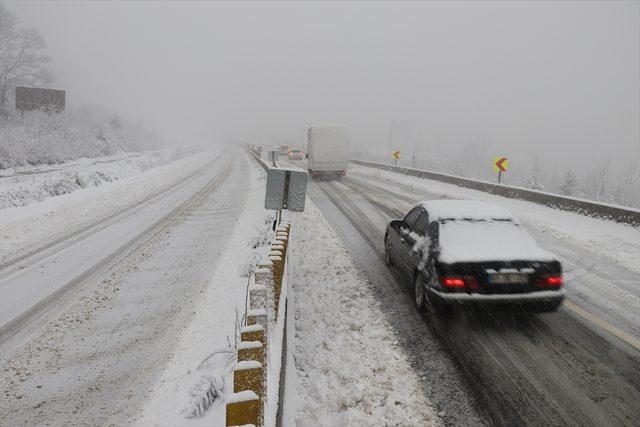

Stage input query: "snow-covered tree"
[
  {"left": 611, "top": 160, "right": 639, "bottom": 207},
  {"left": 559, "top": 170, "right": 577, "bottom": 196},
  {"left": 0, "top": 4, "right": 53, "bottom": 112},
  {"left": 584, "top": 157, "right": 611, "bottom": 201},
  {"left": 522, "top": 175, "right": 545, "bottom": 191}
]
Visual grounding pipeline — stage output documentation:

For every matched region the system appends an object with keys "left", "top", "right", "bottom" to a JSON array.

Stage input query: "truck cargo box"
[{"left": 307, "top": 126, "right": 349, "bottom": 177}]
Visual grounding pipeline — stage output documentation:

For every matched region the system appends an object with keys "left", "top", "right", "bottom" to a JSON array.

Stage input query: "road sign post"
[
  {"left": 268, "top": 151, "right": 278, "bottom": 167},
  {"left": 493, "top": 156, "right": 508, "bottom": 183}
]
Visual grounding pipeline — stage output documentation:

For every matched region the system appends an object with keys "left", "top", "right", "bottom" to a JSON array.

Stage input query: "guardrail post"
[
  {"left": 241, "top": 324, "right": 265, "bottom": 347},
  {"left": 269, "top": 250, "right": 284, "bottom": 315},
  {"left": 254, "top": 260, "right": 274, "bottom": 286},
  {"left": 238, "top": 340, "right": 265, "bottom": 366},
  {"left": 226, "top": 390, "right": 260, "bottom": 426},
  {"left": 233, "top": 361, "right": 264, "bottom": 396},
  {"left": 247, "top": 308, "right": 267, "bottom": 329}
]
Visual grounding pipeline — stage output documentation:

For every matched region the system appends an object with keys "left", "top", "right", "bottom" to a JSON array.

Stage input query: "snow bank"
[
  {"left": 0, "top": 146, "right": 201, "bottom": 209},
  {"left": 286, "top": 200, "right": 439, "bottom": 426},
  {"left": 351, "top": 165, "right": 640, "bottom": 274}
]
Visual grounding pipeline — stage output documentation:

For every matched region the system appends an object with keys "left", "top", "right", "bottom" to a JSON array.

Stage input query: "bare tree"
[{"left": 0, "top": 3, "right": 53, "bottom": 112}]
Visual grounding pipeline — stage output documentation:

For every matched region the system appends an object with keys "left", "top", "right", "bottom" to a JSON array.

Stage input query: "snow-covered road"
[
  {"left": 2, "top": 150, "right": 637, "bottom": 426},
  {"left": 0, "top": 148, "right": 257, "bottom": 425},
  {"left": 281, "top": 158, "right": 640, "bottom": 426},
  {"left": 0, "top": 151, "right": 228, "bottom": 349}
]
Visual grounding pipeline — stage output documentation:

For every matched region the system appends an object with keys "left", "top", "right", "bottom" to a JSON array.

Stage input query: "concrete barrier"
[{"left": 350, "top": 159, "right": 640, "bottom": 226}]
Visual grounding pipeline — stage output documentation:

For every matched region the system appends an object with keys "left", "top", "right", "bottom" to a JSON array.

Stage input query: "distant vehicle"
[
  {"left": 279, "top": 144, "right": 290, "bottom": 155},
  {"left": 288, "top": 149, "right": 304, "bottom": 160},
  {"left": 384, "top": 200, "right": 565, "bottom": 314},
  {"left": 307, "top": 125, "right": 348, "bottom": 179}
]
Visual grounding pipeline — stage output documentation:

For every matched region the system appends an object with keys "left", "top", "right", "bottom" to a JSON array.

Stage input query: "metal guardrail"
[
  {"left": 248, "top": 148, "right": 270, "bottom": 171},
  {"left": 350, "top": 159, "right": 640, "bottom": 227}
]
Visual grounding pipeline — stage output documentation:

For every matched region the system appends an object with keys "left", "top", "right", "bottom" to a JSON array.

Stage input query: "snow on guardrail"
[
  {"left": 350, "top": 159, "right": 640, "bottom": 226},
  {"left": 226, "top": 149, "right": 291, "bottom": 426},
  {"left": 248, "top": 147, "right": 270, "bottom": 172}
]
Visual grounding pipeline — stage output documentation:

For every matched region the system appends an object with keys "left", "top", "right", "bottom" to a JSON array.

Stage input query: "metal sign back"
[{"left": 265, "top": 168, "right": 308, "bottom": 212}]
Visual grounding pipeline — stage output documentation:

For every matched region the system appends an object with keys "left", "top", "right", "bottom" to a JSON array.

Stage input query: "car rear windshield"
[{"left": 437, "top": 219, "right": 552, "bottom": 263}]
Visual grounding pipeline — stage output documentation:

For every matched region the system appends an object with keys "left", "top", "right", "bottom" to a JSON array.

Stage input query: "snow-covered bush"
[{"left": 0, "top": 106, "right": 165, "bottom": 169}]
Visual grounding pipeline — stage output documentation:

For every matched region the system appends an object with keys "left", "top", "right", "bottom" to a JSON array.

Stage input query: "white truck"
[{"left": 307, "top": 125, "right": 349, "bottom": 179}]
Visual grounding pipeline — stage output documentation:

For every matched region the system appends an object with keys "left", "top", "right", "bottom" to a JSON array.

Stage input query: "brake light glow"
[
  {"left": 545, "top": 276, "right": 563, "bottom": 286},
  {"left": 441, "top": 277, "right": 466, "bottom": 288},
  {"left": 535, "top": 275, "right": 563, "bottom": 287}
]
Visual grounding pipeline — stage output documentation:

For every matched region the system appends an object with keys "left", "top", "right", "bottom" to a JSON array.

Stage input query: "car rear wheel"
[{"left": 424, "top": 275, "right": 453, "bottom": 316}]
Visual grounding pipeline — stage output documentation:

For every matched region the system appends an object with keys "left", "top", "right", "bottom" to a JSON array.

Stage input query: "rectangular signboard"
[
  {"left": 265, "top": 168, "right": 308, "bottom": 212},
  {"left": 15, "top": 86, "right": 66, "bottom": 112}
]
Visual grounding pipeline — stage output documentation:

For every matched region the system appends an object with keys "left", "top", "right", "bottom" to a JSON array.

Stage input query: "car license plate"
[{"left": 489, "top": 273, "right": 528, "bottom": 284}]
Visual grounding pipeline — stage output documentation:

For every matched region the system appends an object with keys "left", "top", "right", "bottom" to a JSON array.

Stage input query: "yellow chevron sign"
[{"left": 494, "top": 156, "right": 508, "bottom": 172}]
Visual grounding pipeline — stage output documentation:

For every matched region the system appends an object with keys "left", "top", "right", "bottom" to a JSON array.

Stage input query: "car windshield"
[{"left": 437, "top": 219, "right": 553, "bottom": 263}]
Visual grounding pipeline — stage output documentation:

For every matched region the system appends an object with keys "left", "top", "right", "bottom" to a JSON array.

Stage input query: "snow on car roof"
[
  {"left": 420, "top": 200, "right": 515, "bottom": 221},
  {"left": 437, "top": 220, "right": 557, "bottom": 263}
]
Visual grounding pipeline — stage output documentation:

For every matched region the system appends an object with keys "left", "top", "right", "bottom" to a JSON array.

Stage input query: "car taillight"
[
  {"left": 535, "top": 275, "right": 563, "bottom": 288},
  {"left": 544, "top": 276, "right": 563, "bottom": 286},
  {"left": 441, "top": 276, "right": 479, "bottom": 291},
  {"left": 465, "top": 276, "right": 479, "bottom": 290},
  {"left": 441, "top": 277, "right": 466, "bottom": 289}
]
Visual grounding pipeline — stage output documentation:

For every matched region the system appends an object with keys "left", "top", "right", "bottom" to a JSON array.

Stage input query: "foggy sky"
[{"left": 8, "top": 0, "right": 640, "bottom": 170}]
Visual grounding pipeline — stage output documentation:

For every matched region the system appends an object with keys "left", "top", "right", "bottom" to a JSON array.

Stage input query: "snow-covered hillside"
[{"left": 0, "top": 106, "right": 165, "bottom": 169}]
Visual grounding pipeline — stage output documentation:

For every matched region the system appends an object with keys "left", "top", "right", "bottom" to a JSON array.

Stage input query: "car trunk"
[{"left": 436, "top": 260, "right": 562, "bottom": 294}]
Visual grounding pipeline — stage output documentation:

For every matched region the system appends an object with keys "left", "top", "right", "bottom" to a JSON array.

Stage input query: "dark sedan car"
[{"left": 384, "top": 200, "right": 565, "bottom": 314}]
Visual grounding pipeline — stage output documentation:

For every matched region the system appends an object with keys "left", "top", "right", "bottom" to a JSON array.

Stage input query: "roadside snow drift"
[{"left": 286, "top": 200, "right": 439, "bottom": 426}]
